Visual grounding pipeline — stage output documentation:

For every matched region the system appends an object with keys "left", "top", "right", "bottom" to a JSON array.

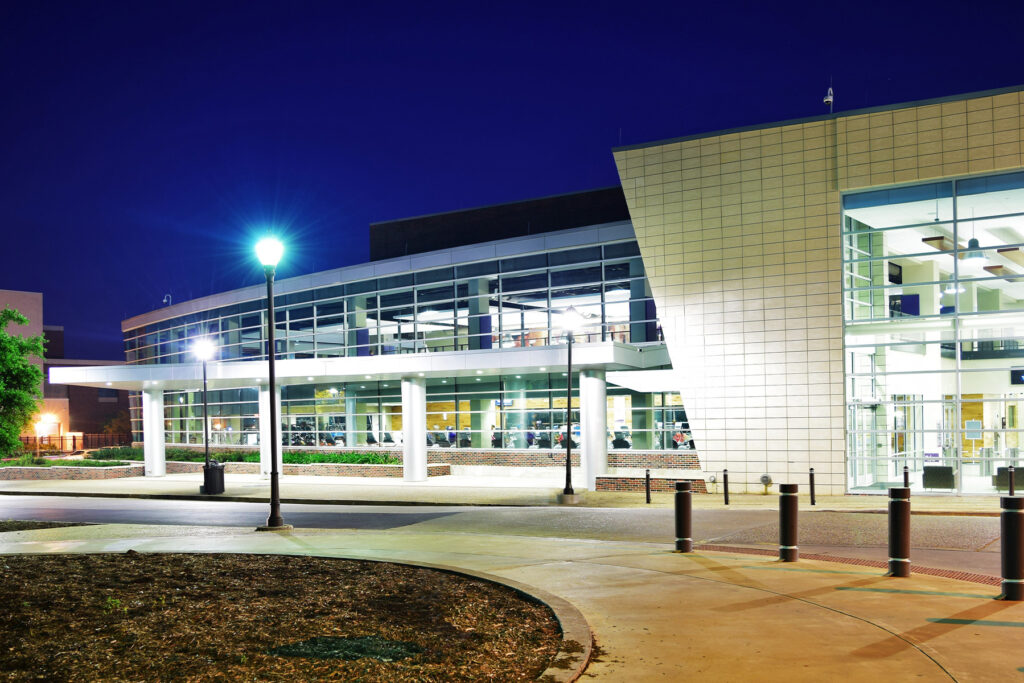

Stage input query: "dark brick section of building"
[{"left": 369, "top": 187, "right": 630, "bottom": 260}]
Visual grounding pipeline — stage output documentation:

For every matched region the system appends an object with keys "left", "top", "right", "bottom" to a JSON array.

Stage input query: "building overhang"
[{"left": 49, "top": 342, "right": 671, "bottom": 391}]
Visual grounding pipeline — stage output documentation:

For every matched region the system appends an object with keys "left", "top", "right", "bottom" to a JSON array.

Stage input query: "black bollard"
[
  {"left": 903, "top": 465, "right": 910, "bottom": 488},
  {"left": 723, "top": 469, "right": 730, "bottom": 506},
  {"left": 645, "top": 469, "right": 652, "bottom": 504},
  {"left": 1000, "top": 496, "right": 1024, "bottom": 601},
  {"left": 674, "top": 481, "right": 693, "bottom": 552},
  {"left": 809, "top": 468, "right": 816, "bottom": 506},
  {"left": 779, "top": 483, "right": 799, "bottom": 562},
  {"left": 1010, "top": 465, "right": 1016, "bottom": 497},
  {"left": 887, "top": 487, "right": 911, "bottom": 577}
]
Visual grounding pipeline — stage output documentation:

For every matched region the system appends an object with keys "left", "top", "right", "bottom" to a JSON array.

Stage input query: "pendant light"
[{"left": 964, "top": 208, "right": 984, "bottom": 260}]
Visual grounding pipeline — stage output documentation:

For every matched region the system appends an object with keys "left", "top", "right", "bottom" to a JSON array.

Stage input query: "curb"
[
  {"left": 99, "top": 547, "right": 594, "bottom": 682},
  {"left": 0, "top": 490, "right": 545, "bottom": 508}
]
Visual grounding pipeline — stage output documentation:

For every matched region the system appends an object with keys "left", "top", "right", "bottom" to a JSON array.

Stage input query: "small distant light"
[
  {"left": 254, "top": 378, "right": 261, "bottom": 382},
  {"left": 562, "top": 372, "right": 567, "bottom": 376},
  {"left": 105, "top": 382, "right": 112, "bottom": 386},
  {"left": 178, "top": 396, "right": 184, "bottom": 403},
  {"left": 515, "top": 375, "right": 521, "bottom": 378},
  {"left": 475, "top": 378, "right": 481, "bottom": 381},
  {"left": 328, "top": 388, "right": 338, "bottom": 395},
  {"left": 364, "top": 375, "right": 371, "bottom": 379},
  {"left": 476, "top": 370, "right": 483, "bottom": 374},
  {"left": 539, "top": 367, "right": 546, "bottom": 371},
  {"left": 382, "top": 383, "right": 388, "bottom": 387},
  {"left": 307, "top": 376, "right": 314, "bottom": 381},
  {"left": 441, "top": 380, "right": 447, "bottom": 383},
  {"left": 360, "top": 385, "right": 366, "bottom": 389},
  {"left": 418, "top": 372, "right": 425, "bottom": 376}
]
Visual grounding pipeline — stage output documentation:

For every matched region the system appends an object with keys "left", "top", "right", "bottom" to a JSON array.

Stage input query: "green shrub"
[
  {"left": 90, "top": 447, "right": 143, "bottom": 461},
  {"left": 282, "top": 451, "right": 400, "bottom": 465},
  {"left": 0, "top": 456, "right": 128, "bottom": 468}
]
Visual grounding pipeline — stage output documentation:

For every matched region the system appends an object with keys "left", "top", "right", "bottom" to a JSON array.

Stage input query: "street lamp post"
[
  {"left": 562, "top": 305, "right": 584, "bottom": 497},
  {"left": 255, "top": 237, "right": 289, "bottom": 530},
  {"left": 192, "top": 337, "right": 221, "bottom": 495}
]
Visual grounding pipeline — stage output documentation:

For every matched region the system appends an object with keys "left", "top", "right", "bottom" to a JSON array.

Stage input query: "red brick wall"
[
  {"left": 162, "top": 460, "right": 449, "bottom": 478},
  {"left": 0, "top": 465, "right": 145, "bottom": 480},
  {"left": 595, "top": 476, "right": 707, "bottom": 493}
]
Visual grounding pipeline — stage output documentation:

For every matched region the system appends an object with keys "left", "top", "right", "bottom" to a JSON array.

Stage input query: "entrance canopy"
[{"left": 49, "top": 342, "right": 671, "bottom": 391}]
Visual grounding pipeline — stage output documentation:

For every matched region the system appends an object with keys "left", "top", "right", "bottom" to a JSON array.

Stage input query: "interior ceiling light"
[
  {"left": 943, "top": 277, "right": 965, "bottom": 295},
  {"left": 964, "top": 209, "right": 984, "bottom": 260}
]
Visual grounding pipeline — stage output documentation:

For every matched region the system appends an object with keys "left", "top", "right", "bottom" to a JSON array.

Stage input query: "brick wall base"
[
  {"left": 0, "top": 465, "right": 145, "bottom": 480},
  {"left": 595, "top": 476, "right": 707, "bottom": 493},
  {"left": 163, "top": 461, "right": 450, "bottom": 478},
  {"left": 162, "top": 444, "right": 700, "bottom": 470}
]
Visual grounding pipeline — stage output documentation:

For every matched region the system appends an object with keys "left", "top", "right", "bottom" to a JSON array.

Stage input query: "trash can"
[{"left": 202, "top": 461, "right": 225, "bottom": 495}]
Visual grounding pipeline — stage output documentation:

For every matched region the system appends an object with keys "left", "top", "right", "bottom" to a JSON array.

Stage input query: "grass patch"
[
  {"left": 267, "top": 635, "right": 424, "bottom": 662},
  {"left": 0, "top": 520, "right": 91, "bottom": 533}
]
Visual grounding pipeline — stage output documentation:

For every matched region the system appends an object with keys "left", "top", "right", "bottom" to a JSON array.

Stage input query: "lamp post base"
[
  {"left": 255, "top": 524, "right": 294, "bottom": 532},
  {"left": 558, "top": 493, "right": 583, "bottom": 505}
]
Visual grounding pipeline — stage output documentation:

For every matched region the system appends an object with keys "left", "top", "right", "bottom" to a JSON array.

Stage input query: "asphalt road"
[{"left": 0, "top": 495, "right": 1004, "bottom": 576}]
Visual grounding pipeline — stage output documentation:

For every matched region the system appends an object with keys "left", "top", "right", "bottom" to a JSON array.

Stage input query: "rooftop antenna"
[
  {"left": 823, "top": 81, "right": 834, "bottom": 114},
  {"left": 162, "top": 294, "right": 172, "bottom": 307}
]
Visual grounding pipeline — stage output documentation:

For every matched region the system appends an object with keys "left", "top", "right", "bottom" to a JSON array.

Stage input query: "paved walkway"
[
  {"left": 0, "top": 472, "right": 1013, "bottom": 514},
  {"left": 2, "top": 521, "right": 1022, "bottom": 680}
]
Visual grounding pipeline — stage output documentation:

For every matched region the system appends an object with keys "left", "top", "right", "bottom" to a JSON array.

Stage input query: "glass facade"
[
  {"left": 843, "top": 171, "right": 1024, "bottom": 493},
  {"left": 127, "top": 236, "right": 689, "bottom": 454},
  {"left": 123, "top": 240, "right": 658, "bottom": 365},
  {"left": 160, "top": 374, "right": 688, "bottom": 452}
]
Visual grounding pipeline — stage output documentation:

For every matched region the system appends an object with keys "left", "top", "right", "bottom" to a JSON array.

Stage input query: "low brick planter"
[
  {"left": 595, "top": 476, "right": 707, "bottom": 493},
  {"left": 0, "top": 464, "right": 145, "bottom": 480},
  {"left": 164, "top": 445, "right": 699, "bottom": 470},
  {"left": 162, "top": 461, "right": 450, "bottom": 478}
]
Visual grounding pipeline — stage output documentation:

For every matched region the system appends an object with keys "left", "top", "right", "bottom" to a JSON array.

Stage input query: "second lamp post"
[
  {"left": 193, "top": 337, "right": 224, "bottom": 495},
  {"left": 562, "top": 305, "right": 584, "bottom": 497}
]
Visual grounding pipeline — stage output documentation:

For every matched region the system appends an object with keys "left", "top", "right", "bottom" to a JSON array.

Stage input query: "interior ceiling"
[{"left": 846, "top": 188, "right": 1024, "bottom": 298}]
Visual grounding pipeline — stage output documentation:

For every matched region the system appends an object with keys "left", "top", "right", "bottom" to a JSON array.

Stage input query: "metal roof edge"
[{"left": 612, "top": 84, "right": 1024, "bottom": 153}]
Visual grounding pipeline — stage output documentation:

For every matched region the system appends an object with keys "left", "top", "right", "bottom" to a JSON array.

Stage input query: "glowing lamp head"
[
  {"left": 562, "top": 305, "right": 585, "bottom": 333},
  {"left": 255, "top": 237, "right": 284, "bottom": 267},
  {"left": 192, "top": 337, "right": 216, "bottom": 361}
]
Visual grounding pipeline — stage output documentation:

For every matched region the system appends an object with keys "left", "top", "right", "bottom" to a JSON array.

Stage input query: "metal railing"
[{"left": 19, "top": 434, "right": 131, "bottom": 452}]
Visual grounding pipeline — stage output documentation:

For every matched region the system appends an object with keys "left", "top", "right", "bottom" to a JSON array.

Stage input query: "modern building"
[
  {"left": 51, "top": 85, "right": 1024, "bottom": 495},
  {"left": 52, "top": 189, "right": 691, "bottom": 490}
]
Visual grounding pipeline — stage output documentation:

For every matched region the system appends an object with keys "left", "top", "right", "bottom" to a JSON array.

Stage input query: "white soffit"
[{"left": 606, "top": 369, "right": 679, "bottom": 393}]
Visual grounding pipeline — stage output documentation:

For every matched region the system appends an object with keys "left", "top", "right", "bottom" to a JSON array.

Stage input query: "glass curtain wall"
[
  {"left": 843, "top": 171, "right": 1024, "bottom": 493},
  {"left": 123, "top": 241, "right": 658, "bottom": 365},
  {"left": 154, "top": 375, "right": 688, "bottom": 452}
]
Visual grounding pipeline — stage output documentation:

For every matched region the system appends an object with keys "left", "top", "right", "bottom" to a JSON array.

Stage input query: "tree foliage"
[
  {"left": 102, "top": 409, "right": 131, "bottom": 435},
  {"left": 0, "top": 307, "right": 45, "bottom": 455}
]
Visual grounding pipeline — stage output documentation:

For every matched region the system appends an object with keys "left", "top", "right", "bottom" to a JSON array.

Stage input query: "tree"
[
  {"left": 102, "top": 409, "right": 131, "bottom": 436},
  {"left": 0, "top": 308, "right": 45, "bottom": 455}
]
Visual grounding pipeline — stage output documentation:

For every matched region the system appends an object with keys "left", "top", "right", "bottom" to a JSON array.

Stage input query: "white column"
[
  {"left": 580, "top": 369, "right": 608, "bottom": 490},
  {"left": 401, "top": 376, "right": 427, "bottom": 481},
  {"left": 141, "top": 388, "right": 165, "bottom": 477},
  {"left": 258, "top": 384, "right": 283, "bottom": 477}
]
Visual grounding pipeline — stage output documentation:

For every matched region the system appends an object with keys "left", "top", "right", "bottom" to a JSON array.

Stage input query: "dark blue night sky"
[{"left": 2, "top": 0, "right": 1022, "bottom": 359}]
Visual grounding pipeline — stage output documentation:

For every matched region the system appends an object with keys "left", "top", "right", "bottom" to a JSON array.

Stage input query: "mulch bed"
[{"left": 0, "top": 553, "right": 561, "bottom": 681}]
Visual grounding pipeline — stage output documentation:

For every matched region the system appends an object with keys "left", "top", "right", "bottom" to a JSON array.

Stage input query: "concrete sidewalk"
[
  {"left": 0, "top": 472, "right": 1013, "bottom": 514},
  {"left": 2, "top": 521, "right": 1022, "bottom": 680}
]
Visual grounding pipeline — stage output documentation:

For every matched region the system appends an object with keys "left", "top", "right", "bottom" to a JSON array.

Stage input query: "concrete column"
[
  {"left": 580, "top": 369, "right": 608, "bottom": 489},
  {"left": 141, "top": 388, "right": 165, "bottom": 477},
  {"left": 468, "top": 278, "right": 492, "bottom": 350},
  {"left": 344, "top": 396, "right": 357, "bottom": 448},
  {"left": 401, "top": 376, "right": 427, "bottom": 481},
  {"left": 346, "top": 295, "right": 369, "bottom": 356},
  {"left": 258, "top": 384, "right": 283, "bottom": 477}
]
